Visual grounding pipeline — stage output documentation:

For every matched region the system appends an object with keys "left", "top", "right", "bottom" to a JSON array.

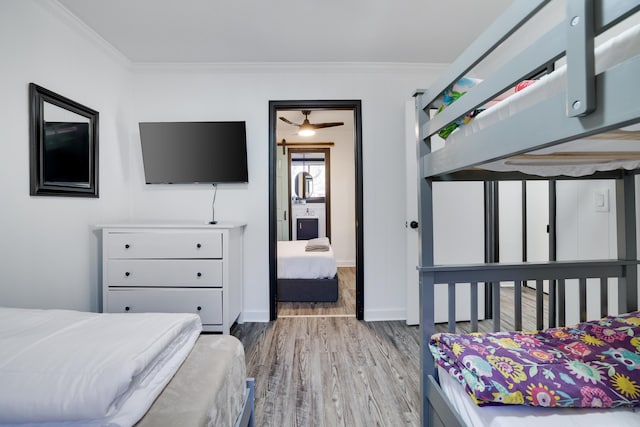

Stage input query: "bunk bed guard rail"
[{"left": 416, "top": 0, "right": 640, "bottom": 178}]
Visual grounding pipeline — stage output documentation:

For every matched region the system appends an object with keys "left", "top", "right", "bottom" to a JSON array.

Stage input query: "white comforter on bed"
[
  {"left": 0, "top": 307, "right": 201, "bottom": 426},
  {"left": 277, "top": 240, "right": 338, "bottom": 279}
]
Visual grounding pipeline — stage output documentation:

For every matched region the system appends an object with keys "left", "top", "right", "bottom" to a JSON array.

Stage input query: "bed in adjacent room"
[
  {"left": 276, "top": 238, "right": 339, "bottom": 302},
  {"left": 0, "top": 307, "right": 254, "bottom": 427},
  {"left": 412, "top": 1, "right": 640, "bottom": 426}
]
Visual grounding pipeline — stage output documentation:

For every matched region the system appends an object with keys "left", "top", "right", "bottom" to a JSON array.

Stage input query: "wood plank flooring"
[
  {"left": 232, "top": 317, "right": 421, "bottom": 427},
  {"left": 277, "top": 267, "right": 356, "bottom": 317},
  {"left": 232, "top": 285, "right": 547, "bottom": 427}
]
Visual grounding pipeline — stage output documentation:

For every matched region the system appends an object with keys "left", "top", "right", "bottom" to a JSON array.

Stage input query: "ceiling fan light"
[{"left": 298, "top": 128, "right": 315, "bottom": 137}]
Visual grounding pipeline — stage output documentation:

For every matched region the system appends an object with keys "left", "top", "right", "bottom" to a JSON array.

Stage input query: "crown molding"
[{"left": 131, "top": 61, "right": 449, "bottom": 75}]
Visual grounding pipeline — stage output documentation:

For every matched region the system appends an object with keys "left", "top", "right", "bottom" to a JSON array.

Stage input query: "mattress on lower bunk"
[
  {"left": 277, "top": 240, "right": 338, "bottom": 279},
  {"left": 0, "top": 307, "right": 205, "bottom": 426},
  {"left": 446, "top": 22, "right": 640, "bottom": 177},
  {"left": 437, "top": 366, "right": 640, "bottom": 427},
  {"left": 431, "top": 311, "right": 640, "bottom": 426}
]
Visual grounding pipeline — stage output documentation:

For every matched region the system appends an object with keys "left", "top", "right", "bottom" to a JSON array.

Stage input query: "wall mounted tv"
[{"left": 139, "top": 121, "right": 248, "bottom": 184}]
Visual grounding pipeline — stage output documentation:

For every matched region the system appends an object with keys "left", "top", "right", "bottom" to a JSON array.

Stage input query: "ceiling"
[
  {"left": 56, "top": 0, "right": 512, "bottom": 64},
  {"left": 276, "top": 110, "right": 354, "bottom": 142}
]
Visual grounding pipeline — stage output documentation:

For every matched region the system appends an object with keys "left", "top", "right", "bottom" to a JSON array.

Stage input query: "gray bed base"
[
  {"left": 234, "top": 378, "right": 255, "bottom": 427},
  {"left": 277, "top": 274, "right": 339, "bottom": 302},
  {"left": 413, "top": 1, "right": 640, "bottom": 426}
]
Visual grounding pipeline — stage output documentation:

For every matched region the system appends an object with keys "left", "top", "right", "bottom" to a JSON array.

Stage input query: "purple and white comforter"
[{"left": 430, "top": 311, "right": 640, "bottom": 408}]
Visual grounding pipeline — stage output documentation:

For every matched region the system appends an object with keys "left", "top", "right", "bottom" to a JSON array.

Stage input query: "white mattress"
[
  {"left": 437, "top": 366, "right": 640, "bottom": 427},
  {"left": 448, "top": 22, "right": 640, "bottom": 177},
  {"left": 0, "top": 307, "right": 201, "bottom": 426},
  {"left": 277, "top": 240, "right": 338, "bottom": 279}
]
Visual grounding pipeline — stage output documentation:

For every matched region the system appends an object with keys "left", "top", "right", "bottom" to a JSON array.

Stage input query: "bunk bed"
[{"left": 414, "top": 1, "right": 640, "bottom": 426}]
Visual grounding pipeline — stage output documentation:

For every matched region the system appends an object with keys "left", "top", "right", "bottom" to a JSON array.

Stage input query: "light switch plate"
[{"left": 594, "top": 189, "right": 609, "bottom": 212}]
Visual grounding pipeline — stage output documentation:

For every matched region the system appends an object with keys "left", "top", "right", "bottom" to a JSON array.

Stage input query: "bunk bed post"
[
  {"left": 414, "top": 90, "right": 436, "bottom": 427},
  {"left": 566, "top": 0, "right": 596, "bottom": 117},
  {"left": 549, "top": 180, "right": 558, "bottom": 327},
  {"left": 484, "top": 181, "right": 500, "bottom": 331},
  {"left": 616, "top": 172, "right": 638, "bottom": 312}
]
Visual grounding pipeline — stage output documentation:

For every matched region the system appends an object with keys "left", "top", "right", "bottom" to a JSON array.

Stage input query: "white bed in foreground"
[{"left": 0, "top": 307, "right": 253, "bottom": 427}]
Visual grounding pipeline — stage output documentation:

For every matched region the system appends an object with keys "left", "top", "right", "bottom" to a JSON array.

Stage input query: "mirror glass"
[
  {"left": 42, "top": 102, "right": 91, "bottom": 187},
  {"left": 29, "top": 83, "right": 99, "bottom": 197},
  {"left": 294, "top": 171, "right": 313, "bottom": 199}
]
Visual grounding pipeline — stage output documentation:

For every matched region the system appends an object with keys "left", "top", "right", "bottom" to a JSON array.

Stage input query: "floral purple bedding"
[{"left": 430, "top": 311, "right": 640, "bottom": 408}]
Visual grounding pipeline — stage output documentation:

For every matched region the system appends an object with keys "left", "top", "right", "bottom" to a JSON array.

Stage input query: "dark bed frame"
[
  {"left": 277, "top": 275, "right": 339, "bottom": 302},
  {"left": 413, "top": 1, "right": 640, "bottom": 426}
]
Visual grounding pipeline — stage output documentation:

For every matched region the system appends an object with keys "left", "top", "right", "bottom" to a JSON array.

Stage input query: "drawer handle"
[
  {"left": 197, "top": 306, "right": 202, "bottom": 311},
  {"left": 125, "top": 272, "right": 130, "bottom": 277},
  {"left": 197, "top": 272, "right": 202, "bottom": 278},
  {"left": 125, "top": 306, "right": 130, "bottom": 312},
  {"left": 125, "top": 244, "right": 130, "bottom": 249},
  {"left": 196, "top": 243, "right": 202, "bottom": 249}
]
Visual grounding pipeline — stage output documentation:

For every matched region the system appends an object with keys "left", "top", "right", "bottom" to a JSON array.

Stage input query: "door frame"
[{"left": 268, "top": 100, "right": 364, "bottom": 320}]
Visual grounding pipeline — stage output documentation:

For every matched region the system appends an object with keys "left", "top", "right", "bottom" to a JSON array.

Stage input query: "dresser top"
[{"left": 97, "top": 222, "right": 246, "bottom": 230}]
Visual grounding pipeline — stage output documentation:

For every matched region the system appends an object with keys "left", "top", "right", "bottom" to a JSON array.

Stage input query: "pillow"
[
  {"left": 436, "top": 77, "right": 484, "bottom": 139},
  {"left": 435, "top": 78, "right": 537, "bottom": 139}
]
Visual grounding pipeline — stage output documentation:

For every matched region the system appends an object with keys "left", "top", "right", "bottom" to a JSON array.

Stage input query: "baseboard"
[
  {"left": 239, "top": 310, "right": 270, "bottom": 323},
  {"left": 364, "top": 308, "right": 406, "bottom": 322},
  {"left": 336, "top": 260, "right": 356, "bottom": 267}
]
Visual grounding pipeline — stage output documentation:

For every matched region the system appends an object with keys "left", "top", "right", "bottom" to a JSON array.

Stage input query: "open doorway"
[{"left": 268, "top": 100, "right": 363, "bottom": 320}]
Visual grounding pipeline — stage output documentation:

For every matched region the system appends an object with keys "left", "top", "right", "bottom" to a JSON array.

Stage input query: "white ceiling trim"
[{"left": 130, "top": 61, "right": 449, "bottom": 75}]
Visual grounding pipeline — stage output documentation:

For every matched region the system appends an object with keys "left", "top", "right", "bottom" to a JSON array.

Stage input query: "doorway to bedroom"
[{"left": 268, "top": 100, "right": 363, "bottom": 320}]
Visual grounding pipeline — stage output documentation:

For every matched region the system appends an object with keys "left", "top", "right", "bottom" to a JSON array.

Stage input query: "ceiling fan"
[{"left": 279, "top": 110, "right": 344, "bottom": 136}]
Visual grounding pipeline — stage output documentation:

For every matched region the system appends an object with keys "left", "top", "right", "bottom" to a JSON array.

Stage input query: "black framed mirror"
[{"left": 29, "top": 83, "right": 99, "bottom": 197}]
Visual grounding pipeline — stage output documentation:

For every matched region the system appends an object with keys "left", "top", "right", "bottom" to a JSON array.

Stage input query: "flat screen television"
[{"left": 139, "top": 121, "right": 248, "bottom": 184}]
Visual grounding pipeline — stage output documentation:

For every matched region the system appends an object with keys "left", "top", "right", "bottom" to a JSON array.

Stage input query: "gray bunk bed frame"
[{"left": 413, "top": 1, "right": 640, "bottom": 426}]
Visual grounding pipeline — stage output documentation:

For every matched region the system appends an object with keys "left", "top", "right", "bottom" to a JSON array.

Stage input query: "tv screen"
[{"left": 139, "top": 121, "right": 248, "bottom": 184}]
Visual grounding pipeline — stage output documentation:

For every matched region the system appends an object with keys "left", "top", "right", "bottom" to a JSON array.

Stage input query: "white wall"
[
  {"left": 327, "top": 126, "right": 356, "bottom": 267},
  {"left": 0, "top": 0, "right": 446, "bottom": 321},
  {"left": 557, "top": 180, "right": 619, "bottom": 324},
  {"left": 0, "top": 0, "right": 132, "bottom": 311},
  {"left": 128, "top": 64, "right": 445, "bottom": 321},
  {"left": 3, "top": 2, "right": 637, "bottom": 325}
]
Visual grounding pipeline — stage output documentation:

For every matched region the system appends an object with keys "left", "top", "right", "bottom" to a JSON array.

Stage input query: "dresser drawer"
[
  {"left": 106, "top": 260, "right": 223, "bottom": 287},
  {"left": 105, "top": 231, "right": 223, "bottom": 259},
  {"left": 105, "top": 288, "right": 223, "bottom": 325}
]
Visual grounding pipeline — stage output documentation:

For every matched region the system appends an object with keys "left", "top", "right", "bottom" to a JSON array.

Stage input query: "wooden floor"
[
  {"left": 277, "top": 267, "right": 356, "bottom": 317},
  {"left": 232, "top": 317, "right": 421, "bottom": 427},
  {"left": 232, "top": 285, "right": 546, "bottom": 427}
]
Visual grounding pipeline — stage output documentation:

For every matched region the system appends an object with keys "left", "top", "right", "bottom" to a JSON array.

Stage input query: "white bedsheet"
[
  {"left": 437, "top": 366, "right": 640, "bottom": 427},
  {"left": 0, "top": 307, "right": 201, "bottom": 426},
  {"left": 448, "top": 23, "right": 640, "bottom": 177},
  {"left": 277, "top": 240, "right": 337, "bottom": 279}
]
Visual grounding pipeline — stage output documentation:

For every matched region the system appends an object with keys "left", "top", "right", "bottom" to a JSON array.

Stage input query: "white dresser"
[{"left": 101, "top": 223, "right": 245, "bottom": 334}]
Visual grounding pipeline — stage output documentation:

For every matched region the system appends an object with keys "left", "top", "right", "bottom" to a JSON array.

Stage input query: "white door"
[
  {"left": 276, "top": 149, "right": 290, "bottom": 241},
  {"left": 405, "top": 101, "right": 485, "bottom": 325}
]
